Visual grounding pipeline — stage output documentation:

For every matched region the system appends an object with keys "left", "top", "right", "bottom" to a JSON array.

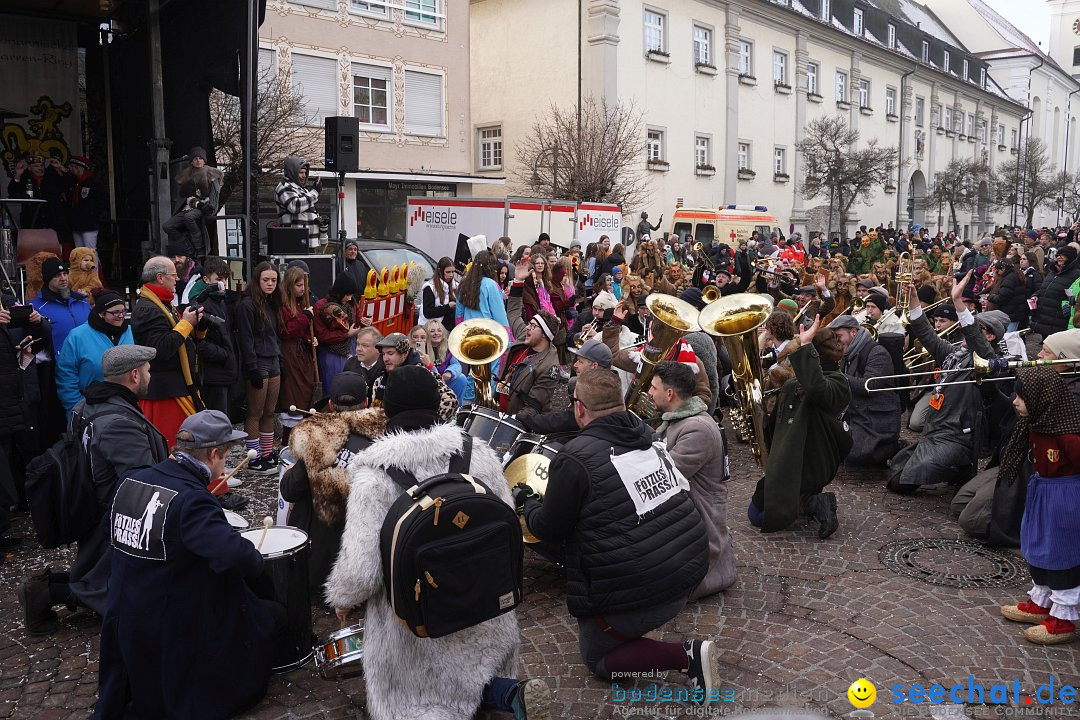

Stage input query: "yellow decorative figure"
[{"left": 847, "top": 678, "right": 876, "bottom": 709}]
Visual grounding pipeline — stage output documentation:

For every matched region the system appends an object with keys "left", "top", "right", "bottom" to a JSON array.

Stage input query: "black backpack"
[
  {"left": 25, "top": 408, "right": 123, "bottom": 548},
  {"left": 378, "top": 434, "right": 524, "bottom": 638}
]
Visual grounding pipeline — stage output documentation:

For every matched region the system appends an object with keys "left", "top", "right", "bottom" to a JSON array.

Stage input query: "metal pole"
[
  {"left": 896, "top": 67, "right": 916, "bottom": 229},
  {"left": 148, "top": 0, "right": 172, "bottom": 255},
  {"left": 241, "top": 0, "right": 257, "bottom": 283}
]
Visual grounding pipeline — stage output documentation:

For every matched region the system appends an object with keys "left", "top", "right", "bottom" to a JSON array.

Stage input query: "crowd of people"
[{"left": 3, "top": 203, "right": 1080, "bottom": 718}]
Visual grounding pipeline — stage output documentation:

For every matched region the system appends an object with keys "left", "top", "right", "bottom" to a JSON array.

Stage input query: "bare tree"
[
  {"left": 1052, "top": 169, "right": 1080, "bottom": 224},
  {"left": 512, "top": 96, "right": 650, "bottom": 210},
  {"left": 797, "top": 115, "right": 899, "bottom": 237},
  {"left": 209, "top": 66, "right": 322, "bottom": 208},
  {"left": 992, "top": 136, "right": 1057, "bottom": 228},
  {"left": 928, "top": 158, "right": 991, "bottom": 234}
]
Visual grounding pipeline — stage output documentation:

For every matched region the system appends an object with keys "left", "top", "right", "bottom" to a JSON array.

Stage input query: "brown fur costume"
[
  {"left": 68, "top": 247, "right": 103, "bottom": 297},
  {"left": 288, "top": 408, "right": 388, "bottom": 525},
  {"left": 25, "top": 251, "right": 59, "bottom": 299}
]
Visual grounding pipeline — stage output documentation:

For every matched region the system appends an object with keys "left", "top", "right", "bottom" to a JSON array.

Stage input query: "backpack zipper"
[
  {"left": 414, "top": 579, "right": 421, "bottom": 602},
  {"left": 424, "top": 570, "right": 438, "bottom": 588},
  {"left": 432, "top": 497, "right": 443, "bottom": 526}
]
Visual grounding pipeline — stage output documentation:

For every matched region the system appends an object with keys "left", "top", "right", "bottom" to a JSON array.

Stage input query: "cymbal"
[{"left": 503, "top": 454, "right": 550, "bottom": 544}]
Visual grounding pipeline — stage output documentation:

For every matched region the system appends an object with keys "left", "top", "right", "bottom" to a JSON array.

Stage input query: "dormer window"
[
  {"left": 887, "top": 24, "right": 896, "bottom": 49},
  {"left": 821, "top": 0, "right": 830, "bottom": 22},
  {"left": 922, "top": 41, "right": 929, "bottom": 62},
  {"left": 943, "top": 50, "right": 951, "bottom": 73},
  {"left": 853, "top": 8, "right": 863, "bottom": 36}
]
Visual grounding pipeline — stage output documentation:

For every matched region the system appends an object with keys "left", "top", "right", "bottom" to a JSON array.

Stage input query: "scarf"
[
  {"left": 998, "top": 367, "right": 1080, "bottom": 485},
  {"left": 88, "top": 310, "right": 129, "bottom": 346},
  {"left": 138, "top": 285, "right": 205, "bottom": 412},
  {"left": 537, "top": 283, "right": 556, "bottom": 315},
  {"left": 144, "top": 283, "right": 174, "bottom": 303},
  {"left": 173, "top": 450, "right": 212, "bottom": 483},
  {"left": 656, "top": 395, "right": 708, "bottom": 435},
  {"left": 842, "top": 327, "right": 872, "bottom": 368}
]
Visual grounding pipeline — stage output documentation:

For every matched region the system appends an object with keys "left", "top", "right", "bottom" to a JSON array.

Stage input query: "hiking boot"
[
  {"left": 805, "top": 492, "right": 839, "bottom": 539},
  {"left": 1001, "top": 599, "right": 1051, "bottom": 624},
  {"left": 511, "top": 678, "right": 552, "bottom": 720},
  {"left": 1024, "top": 617, "right": 1077, "bottom": 645},
  {"left": 683, "top": 639, "right": 718, "bottom": 706},
  {"left": 17, "top": 569, "right": 58, "bottom": 636},
  {"left": 247, "top": 456, "right": 278, "bottom": 474},
  {"left": 215, "top": 492, "right": 250, "bottom": 511}
]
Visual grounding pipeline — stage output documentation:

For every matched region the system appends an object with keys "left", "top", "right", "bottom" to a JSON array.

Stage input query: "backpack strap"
[{"left": 385, "top": 433, "right": 473, "bottom": 492}]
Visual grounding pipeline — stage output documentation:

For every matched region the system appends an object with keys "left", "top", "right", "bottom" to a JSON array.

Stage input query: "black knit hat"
[
  {"left": 332, "top": 273, "right": 359, "bottom": 298},
  {"left": 383, "top": 365, "right": 440, "bottom": 417},
  {"left": 865, "top": 292, "right": 889, "bottom": 312},
  {"left": 916, "top": 285, "right": 938, "bottom": 305},
  {"left": 42, "top": 257, "right": 67, "bottom": 284},
  {"left": 94, "top": 290, "right": 125, "bottom": 314}
]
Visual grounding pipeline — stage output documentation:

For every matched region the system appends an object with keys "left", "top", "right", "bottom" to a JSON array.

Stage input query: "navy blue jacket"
[{"left": 95, "top": 458, "right": 275, "bottom": 720}]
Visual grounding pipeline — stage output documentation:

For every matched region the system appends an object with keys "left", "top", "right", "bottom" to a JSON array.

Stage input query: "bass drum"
[
  {"left": 456, "top": 406, "right": 525, "bottom": 458},
  {"left": 241, "top": 526, "right": 314, "bottom": 672},
  {"left": 504, "top": 433, "right": 564, "bottom": 468}
]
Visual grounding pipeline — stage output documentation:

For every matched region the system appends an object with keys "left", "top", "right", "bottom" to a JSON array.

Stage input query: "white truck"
[{"left": 405, "top": 196, "right": 622, "bottom": 259}]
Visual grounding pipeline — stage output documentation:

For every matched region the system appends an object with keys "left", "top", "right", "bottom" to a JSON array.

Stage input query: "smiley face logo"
[{"left": 848, "top": 678, "right": 876, "bottom": 709}]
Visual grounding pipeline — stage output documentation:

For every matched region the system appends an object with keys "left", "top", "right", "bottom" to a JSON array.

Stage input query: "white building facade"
[{"left": 471, "top": 0, "right": 1030, "bottom": 239}]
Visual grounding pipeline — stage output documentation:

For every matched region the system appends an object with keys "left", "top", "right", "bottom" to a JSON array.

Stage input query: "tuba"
[
  {"left": 448, "top": 318, "right": 509, "bottom": 409},
  {"left": 625, "top": 293, "right": 701, "bottom": 417},
  {"left": 702, "top": 284, "right": 721, "bottom": 303},
  {"left": 698, "top": 292, "right": 775, "bottom": 468}
]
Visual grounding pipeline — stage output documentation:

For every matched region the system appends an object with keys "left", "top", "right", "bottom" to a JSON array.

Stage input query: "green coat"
[{"left": 761, "top": 344, "right": 853, "bottom": 532}]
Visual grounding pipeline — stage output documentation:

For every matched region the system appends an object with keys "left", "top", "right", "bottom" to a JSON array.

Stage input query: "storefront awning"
[{"left": 310, "top": 170, "right": 505, "bottom": 185}]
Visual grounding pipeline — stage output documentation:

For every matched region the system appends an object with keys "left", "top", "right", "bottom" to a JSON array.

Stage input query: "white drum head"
[
  {"left": 241, "top": 526, "right": 308, "bottom": 556},
  {"left": 224, "top": 510, "right": 248, "bottom": 529},
  {"left": 279, "top": 446, "right": 296, "bottom": 469}
]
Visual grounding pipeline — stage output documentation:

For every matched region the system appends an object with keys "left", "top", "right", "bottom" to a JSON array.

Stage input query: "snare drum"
[
  {"left": 276, "top": 447, "right": 296, "bottom": 526},
  {"left": 504, "top": 433, "right": 563, "bottom": 467},
  {"left": 456, "top": 406, "right": 526, "bottom": 456},
  {"left": 315, "top": 623, "right": 365, "bottom": 679},
  {"left": 241, "top": 526, "right": 314, "bottom": 672},
  {"left": 223, "top": 510, "right": 249, "bottom": 530}
]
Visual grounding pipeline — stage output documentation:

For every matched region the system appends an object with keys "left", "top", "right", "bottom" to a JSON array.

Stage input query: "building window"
[
  {"left": 967, "top": 113, "right": 975, "bottom": 136},
  {"left": 835, "top": 70, "right": 847, "bottom": 102},
  {"left": 352, "top": 63, "right": 392, "bottom": 128},
  {"left": 773, "top": 51, "right": 787, "bottom": 85},
  {"left": 647, "top": 129, "right": 665, "bottom": 162},
  {"left": 821, "top": 0, "right": 830, "bottom": 21},
  {"left": 291, "top": 54, "right": 339, "bottom": 125},
  {"left": 1011, "top": 128, "right": 1018, "bottom": 147},
  {"left": 738, "top": 40, "right": 753, "bottom": 75},
  {"left": 351, "top": 0, "right": 388, "bottom": 14},
  {"left": 293, "top": 0, "right": 336, "bottom": 9},
  {"left": 807, "top": 62, "right": 818, "bottom": 94},
  {"left": 695, "top": 136, "right": 711, "bottom": 167},
  {"left": 979, "top": 120, "right": 988, "bottom": 143},
  {"left": 258, "top": 47, "right": 275, "bottom": 76},
  {"left": 943, "top": 50, "right": 951, "bottom": 73},
  {"left": 644, "top": 10, "right": 665, "bottom": 53},
  {"left": 774, "top": 147, "right": 786, "bottom": 175},
  {"left": 915, "top": 96, "right": 925, "bottom": 126},
  {"left": 858, "top": 78, "right": 870, "bottom": 108},
  {"left": 943, "top": 106, "right": 952, "bottom": 130},
  {"left": 737, "top": 142, "right": 750, "bottom": 170},
  {"left": 404, "top": 70, "right": 444, "bottom": 136},
  {"left": 1074, "top": 47, "right": 1080, "bottom": 66},
  {"left": 478, "top": 126, "right": 502, "bottom": 170},
  {"left": 922, "top": 41, "right": 929, "bottom": 63},
  {"left": 962, "top": 58, "right": 969, "bottom": 80},
  {"left": 885, "top": 87, "right": 896, "bottom": 115},
  {"left": 955, "top": 110, "right": 964, "bottom": 132},
  {"left": 404, "top": 0, "right": 441, "bottom": 27},
  {"left": 853, "top": 8, "right": 863, "bottom": 36},
  {"left": 997, "top": 123, "right": 1005, "bottom": 145},
  {"left": 693, "top": 25, "right": 711, "bottom": 65},
  {"left": 980, "top": 68, "right": 987, "bottom": 87},
  {"left": 887, "top": 24, "right": 896, "bottom": 49}
]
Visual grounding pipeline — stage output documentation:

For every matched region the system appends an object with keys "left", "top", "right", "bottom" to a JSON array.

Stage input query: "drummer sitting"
[{"left": 94, "top": 410, "right": 287, "bottom": 720}]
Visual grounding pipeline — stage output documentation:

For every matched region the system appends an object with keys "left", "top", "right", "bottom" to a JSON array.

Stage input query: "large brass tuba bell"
[
  {"left": 624, "top": 293, "right": 701, "bottom": 417},
  {"left": 698, "top": 292, "right": 774, "bottom": 468},
  {"left": 448, "top": 318, "right": 509, "bottom": 409}
]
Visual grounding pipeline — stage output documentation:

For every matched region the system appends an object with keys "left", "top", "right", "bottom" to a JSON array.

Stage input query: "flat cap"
[
  {"left": 827, "top": 314, "right": 860, "bottom": 330},
  {"left": 569, "top": 337, "right": 613, "bottom": 369},
  {"left": 175, "top": 410, "right": 247, "bottom": 449},
  {"left": 101, "top": 344, "right": 156, "bottom": 377}
]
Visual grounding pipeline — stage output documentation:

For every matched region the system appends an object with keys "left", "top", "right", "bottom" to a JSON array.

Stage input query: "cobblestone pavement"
[{"left": 1, "top": 413, "right": 1077, "bottom": 720}]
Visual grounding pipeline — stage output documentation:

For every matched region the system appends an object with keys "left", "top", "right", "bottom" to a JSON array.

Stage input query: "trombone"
[{"left": 864, "top": 353, "right": 1080, "bottom": 392}]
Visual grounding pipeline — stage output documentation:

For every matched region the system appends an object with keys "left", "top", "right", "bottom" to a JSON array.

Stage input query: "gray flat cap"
[
  {"left": 827, "top": 314, "right": 860, "bottom": 330},
  {"left": 175, "top": 410, "right": 247, "bottom": 449},
  {"left": 976, "top": 310, "right": 1009, "bottom": 340},
  {"left": 102, "top": 344, "right": 156, "bottom": 377},
  {"left": 569, "top": 337, "right": 613, "bottom": 369}
]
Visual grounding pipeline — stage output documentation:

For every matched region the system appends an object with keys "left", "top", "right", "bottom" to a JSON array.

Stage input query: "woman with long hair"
[
  {"left": 583, "top": 241, "right": 599, "bottom": 293},
  {"left": 1023, "top": 250, "right": 1045, "bottom": 291},
  {"left": 277, "top": 266, "right": 318, "bottom": 429},
  {"left": 522, "top": 252, "right": 556, "bottom": 322},
  {"left": 456, "top": 249, "right": 511, "bottom": 404},
  {"left": 424, "top": 319, "right": 467, "bottom": 403},
  {"left": 987, "top": 256, "right": 1029, "bottom": 332},
  {"left": 237, "top": 261, "right": 282, "bottom": 472},
  {"left": 598, "top": 241, "right": 626, "bottom": 279},
  {"left": 496, "top": 262, "right": 511, "bottom": 298},
  {"left": 591, "top": 235, "right": 611, "bottom": 285},
  {"left": 419, "top": 256, "right": 457, "bottom": 334},
  {"left": 552, "top": 256, "right": 577, "bottom": 323}
]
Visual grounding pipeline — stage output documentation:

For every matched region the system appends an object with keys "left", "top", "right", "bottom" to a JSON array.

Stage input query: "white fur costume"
[{"left": 325, "top": 423, "right": 520, "bottom": 720}]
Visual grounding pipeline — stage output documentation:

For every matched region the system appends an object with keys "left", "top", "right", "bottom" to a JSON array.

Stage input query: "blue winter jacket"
[
  {"left": 30, "top": 287, "right": 92, "bottom": 353},
  {"left": 56, "top": 322, "right": 135, "bottom": 412}
]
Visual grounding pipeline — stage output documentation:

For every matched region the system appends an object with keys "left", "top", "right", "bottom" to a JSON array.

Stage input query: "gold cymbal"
[{"left": 504, "top": 454, "right": 550, "bottom": 544}]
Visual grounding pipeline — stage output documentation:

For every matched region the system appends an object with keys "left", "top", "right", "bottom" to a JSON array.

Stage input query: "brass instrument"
[
  {"left": 702, "top": 284, "right": 721, "bottom": 303},
  {"left": 693, "top": 242, "right": 715, "bottom": 269},
  {"left": 863, "top": 353, "right": 1080, "bottom": 392},
  {"left": 793, "top": 298, "right": 814, "bottom": 324},
  {"left": 624, "top": 293, "right": 701, "bottom": 417},
  {"left": 572, "top": 320, "right": 598, "bottom": 348},
  {"left": 698, "top": 292, "right": 775, "bottom": 468},
  {"left": 448, "top": 318, "right": 509, "bottom": 409},
  {"left": 894, "top": 251, "right": 914, "bottom": 324}
]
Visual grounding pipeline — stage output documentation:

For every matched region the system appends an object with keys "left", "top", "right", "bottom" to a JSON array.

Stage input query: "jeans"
[
  {"left": 480, "top": 677, "right": 520, "bottom": 711},
  {"left": 73, "top": 230, "right": 98, "bottom": 249},
  {"left": 1007, "top": 321, "right": 1020, "bottom": 333}
]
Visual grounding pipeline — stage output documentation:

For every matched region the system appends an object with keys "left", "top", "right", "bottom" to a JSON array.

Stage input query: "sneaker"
[
  {"left": 805, "top": 492, "right": 839, "bottom": 539},
  {"left": 1024, "top": 617, "right": 1077, "bottom": 645},
  {"left": 683, "top": 639, "right": 717, "bottom": 706},
  {"left": 1001, "top": 599, "right": 1051, "bottom": 624},
  {"left": 247, "top": 456, "right": 278, "bottom": 474},
  {"left": 215, "top": 493, "right": 250, "bottom": 511},
  {"left": 510, "top": 678, "right": 552, "bottom": 720},
  {"left": 224, "top": 478, "right": 243, "bottom": 489},
  {"left": 17, "top": 569, "right": 58, "bottom": 636}
]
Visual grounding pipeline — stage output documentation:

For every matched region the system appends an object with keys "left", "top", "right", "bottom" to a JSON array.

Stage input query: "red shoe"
[
  {"left": 1024, "top": 617, "right": 1077, "bottom": 645},
  {"left": 1000, "top": 599, "right": 1051, "bottom": 624}
]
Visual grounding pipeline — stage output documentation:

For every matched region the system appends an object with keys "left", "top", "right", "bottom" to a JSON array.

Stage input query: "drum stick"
[
  {"left": 209, "top": 449, "right": 257, "bottom": 495},
  {"left": 289, "top": 405, "right": 319, "bottom": 416},
  {"left": 256, "top": 516, "right": 272, "bottom": 552}
]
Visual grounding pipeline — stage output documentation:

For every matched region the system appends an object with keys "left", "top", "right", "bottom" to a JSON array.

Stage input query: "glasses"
[
  {"left": 161, "top": 271, "right": 178, "bottom": 277},
  {"left": 103, "top": 309, "right": 126, "bottom": 317}
]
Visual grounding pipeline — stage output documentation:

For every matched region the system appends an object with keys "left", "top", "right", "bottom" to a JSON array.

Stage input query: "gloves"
[
  {"left": 247, "top": 370, "right": 264, "bottom": 389},
  {"left": 513, "top": 483, "right": 539, "bottom": 515}
]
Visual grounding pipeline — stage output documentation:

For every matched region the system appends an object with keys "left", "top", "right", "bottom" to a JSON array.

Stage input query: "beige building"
[
  {"left": 471, "top": 0, "right": 1030, "bottom": 239},
  {"left": 259, "top": 0, "right": 501, "bottom": 241}
]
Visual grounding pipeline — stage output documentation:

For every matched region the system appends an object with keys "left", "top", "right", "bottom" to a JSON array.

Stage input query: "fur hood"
[{"left": 289, "top": 408, "right": 387, "bottom": 526}]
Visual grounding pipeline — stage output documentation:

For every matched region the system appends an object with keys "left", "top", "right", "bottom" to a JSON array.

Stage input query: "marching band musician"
[
  {"left": 569, "top": 292, "right": 616, "bottom": 347},
  {"left": 497, "top": 259, "right": 564, "bottom": 416},
  {"left": 519, "top": 340, "right": 614, "bottom": 436},
  {"left": 369, "top": 333, "right": 458, "bottom": 422},
  {"left": 792, "top": 276, "right": 836, "bottom": 330}
]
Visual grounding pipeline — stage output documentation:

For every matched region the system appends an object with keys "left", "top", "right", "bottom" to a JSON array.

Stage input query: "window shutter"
[
  {"left": 293, "top": 0, "right": 337, "bottom": 9},
  {"left": 404, "top": 70, "right": 444, "bottom": 136},
  {"left": 352, "top": 63, "right": 392, "bottom": 85},
  {"left": 258, "top": 48, "right": 274, "bottom": 76},
  {"left": 291, "top": 54, "right": 339, "bottom": 124}
]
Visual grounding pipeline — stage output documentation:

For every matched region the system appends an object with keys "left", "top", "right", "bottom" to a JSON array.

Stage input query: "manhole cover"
[{"left": 879, "top": 538, "right": 1029, "bottom": 588}]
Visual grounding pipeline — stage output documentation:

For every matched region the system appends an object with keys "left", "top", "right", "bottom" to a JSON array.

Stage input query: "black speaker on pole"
[{"left": 325, "top": 116, "right": 359, "bottom": 174}]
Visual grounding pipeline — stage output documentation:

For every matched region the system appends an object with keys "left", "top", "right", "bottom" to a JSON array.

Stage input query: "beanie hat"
[
  {"left": 1058, "top": 245, "right": 1078, "bottom": 267},
  {"left": 916, "top": 285, "right": 938, "bottom": 305},
  {"left": 679, "top": 287, "right": 705, "bottom": 310},
  {"left": 865, "top": 293, "right": 889, "bottom": 312},
  {"left": 383, "top": 365, "right": 440, "bottom": 417},
  {"left": 777, "top": 298, "right": 799, "bottom": 315},
  {"left": 332, "top": 273, "right": 359, "bottom": 298},
  {"left": 190, "top": 146, "right": 207, "bottom": 161},
  {"left": 286, "top": 259, "right": 310, "bottom": 274},
  {"left": 670, "top": 339, "right": 700, "bottom": 373},
  {"left": 167, "top": 239, "right": 189, "bottom": 258},
  {"left": 94, "top": 290, "right": 125, "bottom": 314},
  {"left": 42, "top": 257, "right": 67, "bottom": 285},
  {"left": 1043, "top": 329, "right": 1080, "bottom": 360}
]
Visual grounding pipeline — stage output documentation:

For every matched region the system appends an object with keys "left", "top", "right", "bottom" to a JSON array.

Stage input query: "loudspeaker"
[
  {"left": 274, "top": 254, "right": 336, "bottom": 298},
  {"left": 267, "top": 226, "right": 311, "bottom": 255},
  {"left": 325, "top": 116, "right": 359, "bottom": 174}
]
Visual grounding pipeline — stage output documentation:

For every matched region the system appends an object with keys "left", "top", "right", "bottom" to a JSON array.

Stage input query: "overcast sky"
[{"left": 980, "top": 0, "right": 1051, "bottom": 49}]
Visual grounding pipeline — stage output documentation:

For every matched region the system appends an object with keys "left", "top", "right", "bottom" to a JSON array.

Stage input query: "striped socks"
[{"left": 259, "top": 432, "right": 275, "bottom": 459}]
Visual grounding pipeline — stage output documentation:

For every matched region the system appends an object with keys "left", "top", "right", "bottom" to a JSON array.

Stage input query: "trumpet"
[
  {"left": 894, "top": 252, "right": 914, "bottom": 324},
  {"left": 572, "top": 320, "right": 598, "bottom": 348},
  {"left": 702, "top": 284, "right": 721, "bottom": 303}
]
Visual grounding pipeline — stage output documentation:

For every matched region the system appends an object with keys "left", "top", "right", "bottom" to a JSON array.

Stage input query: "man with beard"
[
  {"left": 276, "top": 155, "right": 323, "bottom": 246},
  {"left": 18, "top": 345, "right": 168, "bottom": 634},
  {"left": 7, "top": 153, "right": 68, "bottom": 231},
  {"left": 56, "top": 292, "right": 135, "bottom": 413},
  {"left": 369, "top": 332, "right": 457, "bottom": 422},
  {"left": 30, "top": 257, "right": 93, "bottom": 354},
  {"left": 163, "top": 148, "right": 223, "bottom": 259}
]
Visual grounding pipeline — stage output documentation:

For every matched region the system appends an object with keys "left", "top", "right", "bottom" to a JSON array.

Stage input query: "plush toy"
[
  {"left": 69, "top": 247, "right": 104, "bottom": 297},
  {"left": 25, "top": 251, "right": 59, "bottom": 300}
]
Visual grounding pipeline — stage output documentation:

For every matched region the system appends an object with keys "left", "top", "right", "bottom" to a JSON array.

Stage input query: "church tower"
[{"left": 1049, "top": 0, "right": 1080, "bottom": 79}]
